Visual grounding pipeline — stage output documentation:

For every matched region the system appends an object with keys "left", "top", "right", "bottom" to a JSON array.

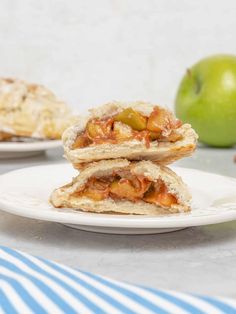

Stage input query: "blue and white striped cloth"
[{"left": 0, "top": 246, "right": 235, "bottom": 314}]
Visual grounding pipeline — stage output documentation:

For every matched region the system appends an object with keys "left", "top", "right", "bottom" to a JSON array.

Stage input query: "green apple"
[{"left": 175, "top": 54, "right": 236, "bottom": 147}]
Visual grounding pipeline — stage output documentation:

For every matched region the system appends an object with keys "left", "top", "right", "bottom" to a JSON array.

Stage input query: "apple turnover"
[
  {"left": 0, "top": 78, "right": 76, "bottom": 141},
  {"left": 63, "top": 101, "right": 198, "bottom": 167},
  {"left": 50, "top": 159, "right": 191, "bottom": 215}
]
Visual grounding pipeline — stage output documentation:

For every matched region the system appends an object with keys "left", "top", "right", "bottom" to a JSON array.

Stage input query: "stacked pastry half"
[{"left": 50, "top": 101, "right": 198, "bottom": 215}]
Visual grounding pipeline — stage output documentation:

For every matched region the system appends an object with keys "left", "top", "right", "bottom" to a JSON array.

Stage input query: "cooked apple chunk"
[
  {"left": 0, "top": 132, "right": 13, "bottom": 141},
  {"left": 86, "top": 119, "right": 113, "bottom": 139},
  {"left": 114, "top": 108, "right": 147, "bottom": 131},
  {"left": 110, "top": 177, "right": 151, "bottom": 201},
  {"left": 110, "top": 179, "right": 140, "bottom": 201},
  {"left": 75, "top": 177, "right": 109, "bottom": 201},
  {"left": 72, "top": 134, "right": 92, "bottom": 149},
  {"left": 149, "top": 131, "right": 162, "bottom": 140},
  {"left": 147, "top": 108, "right": 168, "bottom": 133},
  {"left": 144, "top": 182, "right": 177, "bottom": 207}
]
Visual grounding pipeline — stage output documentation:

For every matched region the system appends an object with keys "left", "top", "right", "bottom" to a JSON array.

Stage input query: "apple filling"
[
  {"left": 0, "top": 132, "right": 13, "bottom": 141},
  {"left": 73, "top": 171, "right": 178, "bottom": 208},
  {"left": 72, "top": 107, "right": 182, "bottom": 149}
]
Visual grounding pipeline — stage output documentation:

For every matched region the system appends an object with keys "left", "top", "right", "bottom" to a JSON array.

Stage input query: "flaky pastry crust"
[{"left": 0, "top": 78, "right": 76, "bottom": 140}]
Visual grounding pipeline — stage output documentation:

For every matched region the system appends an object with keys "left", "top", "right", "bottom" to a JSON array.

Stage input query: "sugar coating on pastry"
[
  {"left": 50, "top": 159, "right": 191, "bottom": 215},
  {"left": 0, "top": 78, "right": 76, "bottom": 140}
]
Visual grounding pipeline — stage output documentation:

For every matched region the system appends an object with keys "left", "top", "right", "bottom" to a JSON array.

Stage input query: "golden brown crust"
[
  {"left": 50, "top": 159, "right": 191, "bottom": 215},
  {"left": 0, "top": 78, "right": 77, "bottom": 140}
]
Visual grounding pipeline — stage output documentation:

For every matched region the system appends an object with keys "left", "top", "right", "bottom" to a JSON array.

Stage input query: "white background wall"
[{"left": 0, "top": 0, "right": 235, "bottom": 113}]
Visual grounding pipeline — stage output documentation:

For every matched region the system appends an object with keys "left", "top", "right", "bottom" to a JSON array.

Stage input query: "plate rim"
[
  {"left": 0, "top": 163, "right": 236, "bottom": 229},
  {"left": 0, "top": 140, "right": 62, "bottom": 152}
]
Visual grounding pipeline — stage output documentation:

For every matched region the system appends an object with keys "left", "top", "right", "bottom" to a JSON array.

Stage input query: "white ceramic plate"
[
  {"left": 0, "top": 164, "right": 235, "bottom": 234},
  {"left": 0, "top": 140, "right": 61, "bottom": 158}
]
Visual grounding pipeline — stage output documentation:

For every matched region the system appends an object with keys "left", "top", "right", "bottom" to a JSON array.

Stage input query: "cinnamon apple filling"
[
  {"left": 0, "top": 132, "right": 13, "bottom": 141},
  {"left": 72, "top": 107, "right": 183, "bottom": 149},
  {"left": 73, "top": 171, "right": 178, "bottom": 208}
]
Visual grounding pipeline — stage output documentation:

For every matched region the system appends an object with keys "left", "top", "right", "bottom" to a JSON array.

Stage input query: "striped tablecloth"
[{"left": 0, "top": 246, "right": 235, "bottom": 314}]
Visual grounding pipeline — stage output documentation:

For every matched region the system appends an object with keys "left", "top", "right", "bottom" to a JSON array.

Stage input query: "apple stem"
[{"left": 187, "top": 68, "right": 192, "bottom": 78}]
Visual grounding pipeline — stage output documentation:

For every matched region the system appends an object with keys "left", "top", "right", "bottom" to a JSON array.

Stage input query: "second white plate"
[
  {"left": 0, "top": 140, "right": 61, "bottom": 158},
  {"left": 0, "top": 164, "right": 235, "bottom": 234}
]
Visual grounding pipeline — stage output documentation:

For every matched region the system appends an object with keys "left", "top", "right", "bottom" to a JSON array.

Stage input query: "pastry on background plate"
[
  {"left": 63, "top": 101, "right": 198, "bottom": 167},
  {"left": 0, "top": 78, "right": 76, "bottom": 141},
  {"left": 50, "top": 159, "right": 191, "bottom": 215}
]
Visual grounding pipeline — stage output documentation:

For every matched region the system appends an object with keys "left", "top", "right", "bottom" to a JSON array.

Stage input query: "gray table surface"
[{"left": 0, "top": 146, "right": 236, "bottom": 298}]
